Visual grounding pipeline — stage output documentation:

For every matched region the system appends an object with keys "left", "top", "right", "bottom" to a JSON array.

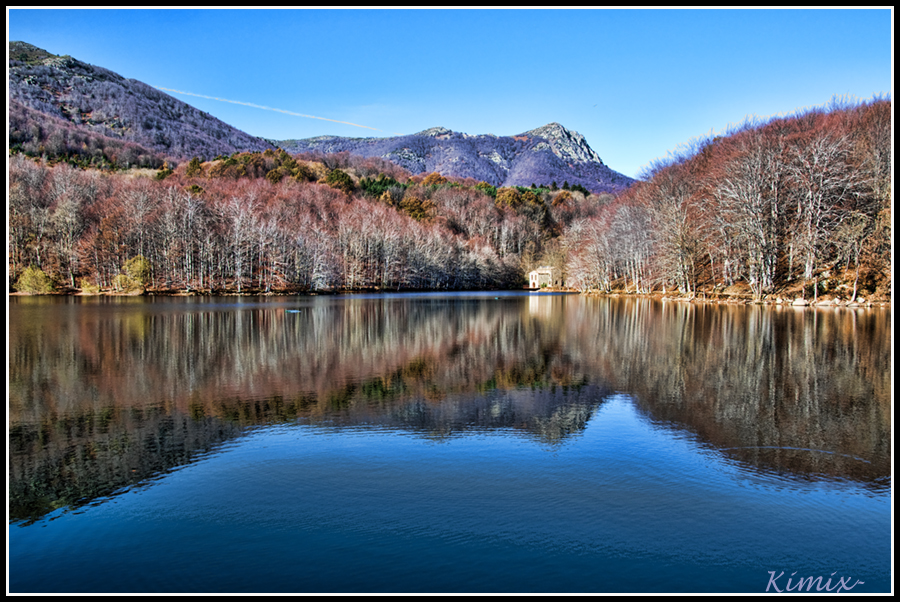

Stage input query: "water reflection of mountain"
[
  {"left": 8, "top": 295, "right": 891, "bottom": 522},
  {"left": 305, "top": 384, "right": 609, "bottom": 443}
]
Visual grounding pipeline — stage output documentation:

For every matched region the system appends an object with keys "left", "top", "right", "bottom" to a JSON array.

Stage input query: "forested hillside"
[
  {"left": 9, "top": 41, "right": 274, "bottom": 163},
  {"left": 10, "top": 99, "right": 167, "bottom": 170},
  {"left": 564, "top": 97, "right": 891, "bottom": 301},
  {"left": 10, "top": 148, "right": 606, "bottom": 293}
]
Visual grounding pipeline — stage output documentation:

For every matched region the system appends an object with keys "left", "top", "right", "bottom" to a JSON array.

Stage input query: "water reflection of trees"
[
  {"left": 564, "top": 298, "right": 891, "bottom": 488},
  {"left": 9, "top": 296, "right": 601, "bottom": 522},
  {"left": 9, "top": 403, "right": 243, "bottom": 525},
  {"left": 8, "top": 295, "right": 891, "bottom": 522}
]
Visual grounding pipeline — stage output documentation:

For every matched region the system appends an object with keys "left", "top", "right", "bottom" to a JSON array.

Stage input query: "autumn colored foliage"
[
  {"left": 8, "top": 95, "right": 890, "bottom": 300},
  {"left": 9, "top": 147, "right": 592, "bottom": 293},
  {"left": 564, "top": 97, "right": 891, "bottom": 301}
]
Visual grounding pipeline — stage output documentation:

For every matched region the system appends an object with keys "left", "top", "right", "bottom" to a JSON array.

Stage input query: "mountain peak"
[
  {"left": 416, "top": 126, "right": 454, "bottom": 137},
  {"left": 520, "top": 123, "right": 604, "bottom": 165},
  {"left": 522, "top": 122, "right": 568, "bottom": 136},
  {"left": 281, "top": 121, "right": 632, "bottom": 193}
]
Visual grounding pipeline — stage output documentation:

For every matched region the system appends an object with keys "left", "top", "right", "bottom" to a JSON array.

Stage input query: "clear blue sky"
[{"left": 8, "top": 8, "right": 893, "bottom": 178}]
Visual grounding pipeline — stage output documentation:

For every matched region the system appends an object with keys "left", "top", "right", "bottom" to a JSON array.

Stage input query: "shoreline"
[
  {"left": 9, "top": 287, "right": 891, "bottom": 308},
  {"left": 576, "top": 289, "right": 891, "bottom": 308}
]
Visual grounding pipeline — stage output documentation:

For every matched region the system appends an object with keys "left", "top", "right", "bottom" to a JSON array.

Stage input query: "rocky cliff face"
[
  {"left": 280, "top": 123, "right": 634, "bottom": 194},
  {"left": 520, "top": 122, "right": 605, "bottom": 165}
]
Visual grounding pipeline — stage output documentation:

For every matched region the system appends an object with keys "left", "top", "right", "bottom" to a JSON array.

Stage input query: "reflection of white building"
[
  {"left": 528, "top": 293, "right": 553, "bottom": 317},
  {"left": 528, "top": 266, "right": 562, "bottom": 289}
]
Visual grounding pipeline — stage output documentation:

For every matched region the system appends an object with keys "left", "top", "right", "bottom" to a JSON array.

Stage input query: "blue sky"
[{"left": 8, "top": 8, "right": 892, "bottom": 178}]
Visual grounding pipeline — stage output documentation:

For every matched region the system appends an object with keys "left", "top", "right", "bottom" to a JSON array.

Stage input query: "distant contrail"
[{"left": 154, "top": 86, "right": 383, "bottom": 132}]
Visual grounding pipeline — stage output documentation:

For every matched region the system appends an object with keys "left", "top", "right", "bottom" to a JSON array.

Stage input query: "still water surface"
[{"left": 8, "top": 292, "right": 891, "bottom": 593}]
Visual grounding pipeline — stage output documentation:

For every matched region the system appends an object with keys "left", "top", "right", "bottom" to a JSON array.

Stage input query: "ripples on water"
[{"left": 8, "top": 294, "right": 891, "bottom": 593}]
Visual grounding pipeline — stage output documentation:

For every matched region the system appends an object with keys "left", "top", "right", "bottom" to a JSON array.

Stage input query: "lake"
[{"left": 8, "top": 292, "right": 892, "bottom": 593}]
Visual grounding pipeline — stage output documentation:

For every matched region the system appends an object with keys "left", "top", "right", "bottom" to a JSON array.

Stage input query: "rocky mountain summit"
[
  {"left": 279, "top": 123, "right": 634, "bottom": 194},
  {"left": 521, "top": 122, "right": 605, "bottom": 165}
]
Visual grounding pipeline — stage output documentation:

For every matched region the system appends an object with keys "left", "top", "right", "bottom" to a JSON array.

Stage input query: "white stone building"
[{"left": 528, "top": 266, "right": 562, "bottom": 289}]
